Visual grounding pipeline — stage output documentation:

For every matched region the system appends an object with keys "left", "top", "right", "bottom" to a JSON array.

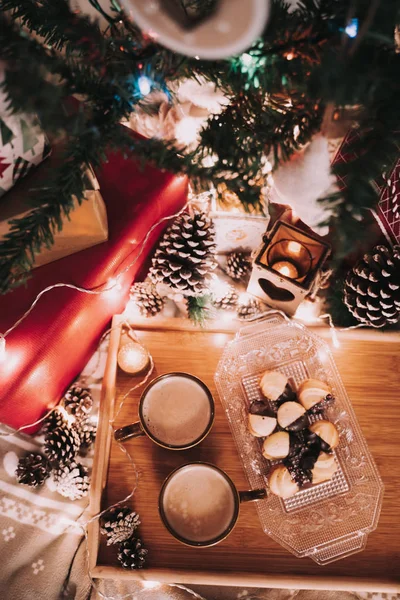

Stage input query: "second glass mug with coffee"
[
  {"left": 159, "top": 462, "right": 267, "bottom": 547},
  {"left": 114, "top": 372, "right": 215, "bottom": 449}
]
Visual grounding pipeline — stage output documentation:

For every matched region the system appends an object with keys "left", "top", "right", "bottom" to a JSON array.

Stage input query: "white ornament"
[
  {"left": 271, "top": 135, "right": 338, "bottom": 235},
  {"left": 120, "top": 0, "right": 270, "bottom": 59}
]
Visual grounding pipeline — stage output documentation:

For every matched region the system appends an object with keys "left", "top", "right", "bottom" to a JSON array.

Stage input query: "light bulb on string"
[{"left": 137, "top": 75, "right": 152, "bottom": 97}]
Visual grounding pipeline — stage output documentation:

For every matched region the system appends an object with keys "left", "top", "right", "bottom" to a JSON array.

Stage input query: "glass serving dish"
[{"left": 214, "top": 312, "right": 384, "bottom": 565}]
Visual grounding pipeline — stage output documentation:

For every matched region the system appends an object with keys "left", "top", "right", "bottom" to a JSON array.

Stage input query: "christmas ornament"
[
  {"left": 344, "top": 244, "right": 400, "bottom": 328},
  {"left": 44, "top": 424, "right": 80, "bottom": 465},
  {"left": 123, "top": 0, "right": 270, "bottom": 60},
  {"left": 100, "top": 507, "right": 141, "bottom": 545},
  {"left": 16, "top": 453, "right": 51, "bottom": 487},
  {"left": 117, "top": 342, "right": 150, "bottom": 374},
  {"left": 41, "top": 407, "right": 68, "bottom": 434},
  {"left": 130, "top": 282, "right": 165, "bottom": 317},
  {"left": 211, "top": 282, "right": 238, "bottom": 310},
  {"left": 53, "top": 461, "right": 90, "bottom": 500},
  {"left": 271, "top": 135, "right": 336, "bottom": 235},
  {"left": 374, "top": 158, "right": 400, "bottom": 245},
  {"left": 62, "top": 385, "right": 93, "bottom": 421},
  {"left": 149, "top": 211, "right": 216, "bottom": 295},
  {"left": 226, "top": 252, "right": 250, "bottom": 281},
  {"left": 237, "top": 296, "right": 262, "bottom": 320},
  {"left": 117, "top": 537, "right": 148, "bottom": 569}
]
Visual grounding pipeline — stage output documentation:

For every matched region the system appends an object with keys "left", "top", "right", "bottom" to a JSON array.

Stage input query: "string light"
[
  {"left": 137, "top": 74, "right": 152, "bottom": 96},
  {"left": 345, "top": 18, "right": 359, "bottom": 38},
  {"left": 141, "top": 581, "right": 161, "bottom": 590}
]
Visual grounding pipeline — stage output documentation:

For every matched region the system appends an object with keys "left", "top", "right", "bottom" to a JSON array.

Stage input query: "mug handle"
[
  {"left": 239, "top": 488, "right": 267, "bottom": 503},
  {"left": 114, "top": 422, "right": 145, "bottom": 443}
]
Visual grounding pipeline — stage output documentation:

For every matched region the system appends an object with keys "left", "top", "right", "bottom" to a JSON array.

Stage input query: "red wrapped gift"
[{"left": 0, "top": 141, "right": 187, "bottom": 432}]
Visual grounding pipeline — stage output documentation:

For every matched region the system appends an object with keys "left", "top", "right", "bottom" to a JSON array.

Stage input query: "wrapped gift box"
[
  {"left": 0, "top": 129, "right": 188, "bottom": 431},
  {"left": 0, "top": 85, "right": 51, "bottom": 197},
  {"left": 0, "top": 164, "right": 108, "bottom": 268}
]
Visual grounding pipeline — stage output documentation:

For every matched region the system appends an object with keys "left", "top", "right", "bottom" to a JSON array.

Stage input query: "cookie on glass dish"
[
  {"left": 297, "top": 378, "right": 334, "bottom": 412},
  {"left": 268, "top": 464, "right": 299, "bottom": 498}
]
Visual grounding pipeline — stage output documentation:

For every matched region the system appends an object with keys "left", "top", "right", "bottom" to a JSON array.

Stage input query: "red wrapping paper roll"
[{"left": 0, "top": 145, "right": 187, "bottom": 432}]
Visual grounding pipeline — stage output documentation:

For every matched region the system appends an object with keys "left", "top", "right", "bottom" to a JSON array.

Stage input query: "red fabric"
[{"left": 0, "top": 144, "right": 187, "bottom": 432}]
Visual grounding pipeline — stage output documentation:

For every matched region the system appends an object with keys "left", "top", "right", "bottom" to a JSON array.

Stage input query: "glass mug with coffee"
[
  {"left": 159, "top": 462, "right": 267, "bottom": 547},
  {"left": 114, "top": 373, "right": 214, "bottom": 449}
]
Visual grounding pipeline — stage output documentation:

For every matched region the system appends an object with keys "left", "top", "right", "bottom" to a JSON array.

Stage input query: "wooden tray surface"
[{"left": 89, "top": 317, "right": 400, "bottom": 590}]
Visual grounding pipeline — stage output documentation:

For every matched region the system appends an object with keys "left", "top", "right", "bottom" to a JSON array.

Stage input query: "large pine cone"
[
  {"left": 344, "top": 245, "right": 400, "bottom": 327},
  {"left": 149, "top": 211, "right": 216, "bottom": 295},
  {"left": 100, "top": 507, "right": 140, "bottom": 545},
  {"left": 53, "top": 462, "right": 90, "bottom": 500},
  {"left": 117, "top": 537, "right": 148, "bottom": 569},
  {"left": 16, "top": 453, "right": 51, "bottom": 487},
  {"left": 41, "top": 408, "right": 68, "bottom": 434},
  {"left": 44, "top": 424, "right": 80, "bottom": 465}
]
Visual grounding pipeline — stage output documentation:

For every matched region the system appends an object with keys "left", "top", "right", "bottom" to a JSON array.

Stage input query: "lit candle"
[
  {"left": 271, "top": 260, "right": 299, "bottom": 279},
  {"left": 117, "top": 342, "right": 150, "bottom": 374},
  {"left": 287, "top": 241, "right": 303, "bottom": 256}
]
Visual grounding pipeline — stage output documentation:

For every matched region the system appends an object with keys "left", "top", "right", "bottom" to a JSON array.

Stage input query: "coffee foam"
[
  {"left": 162, "top": 464, "right": 236, "bottom": 543},
  {"left": 142, "top": 375, "right": 212, "bottom": 447}
]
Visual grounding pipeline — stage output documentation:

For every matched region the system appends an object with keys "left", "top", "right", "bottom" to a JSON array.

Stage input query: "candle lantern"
[{"left": 247, "top": 221, "right": 331, "bottom": 315}]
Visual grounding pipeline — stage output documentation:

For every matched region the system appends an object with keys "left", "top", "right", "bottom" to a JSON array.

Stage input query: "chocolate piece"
[
  {"left": 303, "top": 429, "right": 332, "bottom": 454},
  {"left": 249, "top": 400, "right": 276, "bottom": 418}
]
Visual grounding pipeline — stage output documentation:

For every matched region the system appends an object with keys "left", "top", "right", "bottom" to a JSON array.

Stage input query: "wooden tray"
[{"left": 88, "top": 315, "right": 400, "bottom": 591}]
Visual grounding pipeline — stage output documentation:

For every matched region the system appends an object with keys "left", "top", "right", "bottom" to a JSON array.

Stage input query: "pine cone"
[
  {"left": 76, "top": 421, "right": 97, "bottom": 451},
  {"left": 41, "top": 407, "right": 68, "bottom": 434},
  {"left": 16, "top": 453, "right": 51, "bottom": 487},
  {"left": 100, "top": 507, "right": 141, "bottom": 545},
  {"left": 62, "top": 385, "right": 93, "bottom": 421},
  {"left": 117, "top": 538, "right": 148, "bottom": 569},
  {"left": 149, "top": 211, "right": 216, "bottom": 295},
  {"left": 44, "top": 424, "right": 80, "bottom": 465},
  {"left": 237, "top": 297, "right": 262, "bottom": 320},
  {"left": 344, "top": 244, "right": 400, "bottom": 328},
  {"left": 130, "top": 282, "right": 165, "bottom": 317},
  {"left": 226, "top": 252, "right": 250, "bottom": 281},
  {"left": 211, "top": 284, "right": 238, "bottom": 310},
  {"left": 53, "top": 462, "right": 90, "bottom": 500}
]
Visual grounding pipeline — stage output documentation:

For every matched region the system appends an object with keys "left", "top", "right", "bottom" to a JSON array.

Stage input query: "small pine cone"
[
  {"left": 237, "top": 297, "right": 262, "bottom": 320},
  {"left": 76, "top": 421, "right": 97, "bottom": 451},
  {"left": 44, "top": 424, "right": 80, "bottom": 465},
  {"left": 16, "top": 453, "right": 51, "bottom": 487},
  {"left": 344, "top": 244, "right": 400, "bottom": 328},
  {"left": 53, "top": 462, "right": 90, "bottom": 500},
  {"left": 130, "top": 282, "right": 165, "bottom": 317},
  {"left": 62, "top": 385, "right": 93, "bottom": 421},
  {"left": 117, "top": 537, "right": 148, "bottom": 569},
  {"left": 100, "top": 507, "right": 141, "bottom": 545},
  {"left": 211, "top": 284, "right": 238, "bottom": 310},
  {"left": 41, "top": 407, "right": 68, "bottom": 434},
  {"left": 226, "top": 252, "right": 250, "bottom": 281}
]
